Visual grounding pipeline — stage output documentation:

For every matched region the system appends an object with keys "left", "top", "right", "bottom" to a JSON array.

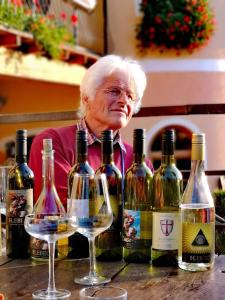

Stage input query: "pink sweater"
[{"left": 29, "top": 124, "right": 153, "bottom": 207}]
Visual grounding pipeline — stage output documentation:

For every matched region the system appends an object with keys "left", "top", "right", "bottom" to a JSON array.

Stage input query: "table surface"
[{"left": 1, "top": 255, "right": 225, "bottom": 300}]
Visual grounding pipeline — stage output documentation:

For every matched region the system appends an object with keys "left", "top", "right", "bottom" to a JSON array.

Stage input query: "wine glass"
[
  {"left": 68, "top": 173, "right": 113, "bottom": 285},
  {"left": 24, "top": 213, "right": 77, "bottom": 299}
]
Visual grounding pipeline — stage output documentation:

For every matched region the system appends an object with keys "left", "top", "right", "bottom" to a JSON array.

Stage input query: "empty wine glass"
[
  {"left": 24, "top": 138, "right": 77, "bottom": 299},
  {"left": 68, "top": 173, "right": 113, "bottom": 285},
  {"left": 24, "top": 213, "right": 77, "bottom": 299}
]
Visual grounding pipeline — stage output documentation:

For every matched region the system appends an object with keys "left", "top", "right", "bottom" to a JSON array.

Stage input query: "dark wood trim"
[
  {"left": 0, "top": 111, "right": 80, "bottom": 124},
  {"left": 135, "top": 103, "right": 225, "bottom": 117},
  {"left": 1, "top": 103, "right": 225, "bottom": 124},
  {"left": 181, "top": 170, "right": 225, "bottom": 176}
]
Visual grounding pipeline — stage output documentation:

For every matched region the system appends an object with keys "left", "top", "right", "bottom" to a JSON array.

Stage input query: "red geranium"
[{"left": 136, "top": 0, "right": 216, "bottom": 54}]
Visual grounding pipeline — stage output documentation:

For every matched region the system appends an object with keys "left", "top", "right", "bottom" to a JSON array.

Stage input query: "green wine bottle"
[
  {"left": 95, "top": 130, "right": 122, "bottom": 261},
  {"left": 123, "top": 128, "right": 153, "bottom": 263},
  {"left": 179, "top": 133, "right": 215, "bottom": 271},
  {"left": 6, "top": 129, "right": 34, "bottom": 258},
  {"left": 67, "top": 129, "right": 94, "bottom": 259},
  {"left": 151, "top": 129, "right": 183, "bottom": 266}
]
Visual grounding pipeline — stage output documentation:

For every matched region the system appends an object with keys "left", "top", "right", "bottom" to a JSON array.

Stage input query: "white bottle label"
[
  {"left": 67, "top": 198, "right": 89, "bottom": 217},
  {"left": 67, "top": 197, "right": 104, "bottom": 218},
  {"left": 152, "top": 212, "right": 179, "bottom": 250}
]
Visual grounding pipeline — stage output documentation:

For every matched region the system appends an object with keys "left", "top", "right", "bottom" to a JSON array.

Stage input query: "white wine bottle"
[
  {"left": 95, "top": 130, "right": 122, "bottom": 261},
  {"left": 123, "top": 128, "right": 153, "bottom": 263},
  {"left": 151, "top": 129, "right": 183, "bottom": 266},
  {"left": 179, "top": 133, "right": 215, "bottom": 271},
  {"left": 67, "top": 130, "right": 94, "bottom": 258}
]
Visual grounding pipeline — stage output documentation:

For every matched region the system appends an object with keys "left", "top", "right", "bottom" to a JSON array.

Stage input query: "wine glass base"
[
  {"left": 32, "top": 289, "right": 71, "bottom": 299},
  {"left": 75, "top": 275, "right": 111, "bottom": 286}
]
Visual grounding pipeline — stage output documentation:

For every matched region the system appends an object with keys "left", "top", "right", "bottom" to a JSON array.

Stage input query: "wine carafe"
[{"left": 24, "top": 139, "right": 77, "bottom": 299}]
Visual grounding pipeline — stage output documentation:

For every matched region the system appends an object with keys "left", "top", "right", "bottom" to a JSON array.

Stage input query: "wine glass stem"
[
  {"left": 88, "top": 237, "right": 97, "bottom": 278},
  {"left": 47, "top": 241, "right": 56, "bottom": 293}
]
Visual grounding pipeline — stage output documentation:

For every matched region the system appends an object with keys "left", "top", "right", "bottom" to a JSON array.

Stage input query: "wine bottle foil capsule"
[{"left": 191, "top": 133, "right": 205, "bottom": 161}]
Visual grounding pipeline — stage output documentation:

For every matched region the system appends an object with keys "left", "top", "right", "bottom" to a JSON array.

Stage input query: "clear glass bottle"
[
  {"left": 179, "top": 133, "right": 215, "bottom": 271},
  {"left": 95, "top": 130, "right": 122, "bottom": 261},
  {"left": 6, "top": 129, "right": 34, "bottom": 258},
  {"left": 123, "top": 128, "right": 153, "bottom": 263},
  {"left": 151, "top": 129, "right": 183, "bottom": 266},
  {"left": 31, "top": 139, "right": 68, "bottom": 260},
  {"left": 67, "top": 129, "right": 94, "bottom": 259}
]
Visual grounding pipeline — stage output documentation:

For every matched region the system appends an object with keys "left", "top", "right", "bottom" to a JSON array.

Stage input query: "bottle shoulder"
[
  {"left": 126, "top": 162, "right": 153, "bottom": 178},
  {"left": 95, "top": 163, "right": 122, "bottom": 179},
  {"left": 181, "top": 174, "right": 214, "bottom": 206},
  {"left": 154, "top": 164, "right": 182, "bottom": 180},
  {"left": 9, "top": 164, "right": 34, "bottom": 179},
  {"left": 69, "top": 162, "right": 94, "bottom": 177}
]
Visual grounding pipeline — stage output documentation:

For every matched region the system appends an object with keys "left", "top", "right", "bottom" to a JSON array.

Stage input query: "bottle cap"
[
  {"left": 43, "top": 139, "right": 52, "bottom": 152},
  {"left": 192, "top": 133, "right": 205, "bottom": 145},
  {"left": 191, "top": 133, "right": 205, "bottom": 160},
  {"left": 77, "top": 130, "right": 87, "bottom": 140},
  {"left": 101, "top": 130, "right": 113, "bottom": 141},
  {"left": 162, "top": 129, "right": 175, "bottom": 141},
  {"left": 133, "top": 128, "right": 145, "bottom": 140},
  {"left": 16, "top": 129, "right": 27, "bottom": 140}
]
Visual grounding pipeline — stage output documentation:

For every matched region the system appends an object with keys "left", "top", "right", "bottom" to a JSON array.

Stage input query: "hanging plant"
[
  {"left": 0, "top": 1, "right": 77, "bottom": 59},
  {"left": 136, "top": 0, "right": 216, "bottom": 55}
]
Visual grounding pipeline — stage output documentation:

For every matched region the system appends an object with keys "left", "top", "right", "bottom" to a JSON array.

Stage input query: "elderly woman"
[{"left": 29, "top": 54, "right": 153, "bottom": 206}]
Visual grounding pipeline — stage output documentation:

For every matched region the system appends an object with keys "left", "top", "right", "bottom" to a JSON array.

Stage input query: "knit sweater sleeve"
[{"left": 29, "top": 126, "right": 75, "bottom": 207}]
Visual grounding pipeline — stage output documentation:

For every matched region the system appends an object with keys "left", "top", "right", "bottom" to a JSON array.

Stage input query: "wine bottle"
[
  {"left": 123, "top": 128, "right": 153, "bottom": 263},
  {"left": 6, "top": 129, "right": 34, "bottom": 258},
  {"left": 95, "top": 130, "right": 122, "bottom": 261},
  {"left": 67, "top": 129, "right": 94, "bottom": 258},
  {"left": 151, "top": 129, "right": 182, "bottom": 266},
  {"left": 179, "top": 133, "right": 215, "bottom": 271},
  {"left": 31, "top": 139, "right": 68, "bottom": 260}
]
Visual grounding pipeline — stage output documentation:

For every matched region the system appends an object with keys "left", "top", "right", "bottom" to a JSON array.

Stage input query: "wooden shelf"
[{"left": 0, "top": 25, "right": 99, "bottom": 85}]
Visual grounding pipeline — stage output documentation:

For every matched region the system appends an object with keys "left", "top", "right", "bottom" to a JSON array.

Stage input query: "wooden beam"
[
  {"left": 1, "top": 103, "right": 225, "bottom": 124},
  {"left": 135, "top": 103, "right": 225, "bottom": 117},
  {"left": 0, "top": 111, "right": 81, "bottom": 124}
]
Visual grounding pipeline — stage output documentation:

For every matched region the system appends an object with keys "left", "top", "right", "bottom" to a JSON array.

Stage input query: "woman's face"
[{"left": 84, "top": 70, "right": 137, "bottom": 133}]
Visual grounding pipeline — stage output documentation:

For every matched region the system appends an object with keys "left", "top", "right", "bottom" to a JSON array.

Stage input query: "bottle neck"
[
  {"left": 76, "top": 139, "right": 88, "bottom": 164},
  {"left": 161, "top": 139, "right": 175, "bottom": 165},
  {"left": 133, "top": 138, "right": 145, "bottom": 164},
  {"left": 102, "top": 140, "right": 113, "bottom": 164},
  {"left": 15, "top": 138, "right": 27, "bottom": 164},
  {"left": 190, "top": 141, "right": 205, "bottom": 175},
  {"left": 42, "top": 150, "right": 55, "bottom": 189},
  {"left": 190, "top": 159, "right": 205, "bottom": 177},
  {"left": 161, "top": 154, "right": 175, "bottom": 165}
]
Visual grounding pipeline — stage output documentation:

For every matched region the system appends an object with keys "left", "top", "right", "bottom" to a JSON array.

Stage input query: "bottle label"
[
  {"left": 67, "top": 197, "right": 104, "bottom": 217},
  {"left": 105, "top": 195, "right": 120, "bottom": 233},
  {"left": 152, "top": 212, "right": 179, "bottom": 250},
  {"left": 31, "top": 237, "right": 68, "bottom": 260},
  {"left": 31, "top": 237, "right": 49, "bottom": 259},
  {"left": 96, "top": 195, "right": 122, "bottom": 250},
  {"left": 7, "top": 189, "right": 33, "bottom": 225},
  {"left": 182, "top": 222, "right": 214, "bottom": 263},
  {"left": 123, "top": 209, "right": 152, "bottom": 248}
]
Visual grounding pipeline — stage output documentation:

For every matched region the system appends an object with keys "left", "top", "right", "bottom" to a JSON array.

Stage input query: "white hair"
[{"left": 79, "top": 55, "right": 147, "bottom": 116}]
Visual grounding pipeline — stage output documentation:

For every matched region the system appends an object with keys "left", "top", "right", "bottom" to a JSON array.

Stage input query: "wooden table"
[{"left": 1, "top": 255, "right": 225, "bottom": 300}]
